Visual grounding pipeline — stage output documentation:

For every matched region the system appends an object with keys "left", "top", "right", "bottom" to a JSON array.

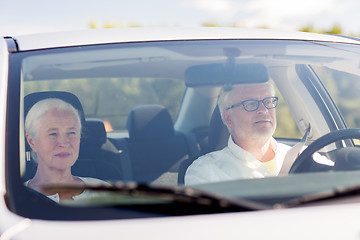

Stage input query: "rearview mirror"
[{"left": 185, "top": 63, "right": 269, "bottom": 87}]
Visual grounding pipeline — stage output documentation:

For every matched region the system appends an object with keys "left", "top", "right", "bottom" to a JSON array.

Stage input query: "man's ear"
[
  {"left": 25, "top": 133, "right": 37, "bottom": 152},
  {"left": 222, "top": 110, "right": 232, "bottom": 128}
]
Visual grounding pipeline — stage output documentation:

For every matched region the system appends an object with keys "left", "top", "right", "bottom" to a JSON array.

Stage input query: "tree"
[
  {"left": 299, "top": 24, "right": 351, "bottom": 36},
  {"left": 89, "top": 20, "right": 141, "bottom": 29}
]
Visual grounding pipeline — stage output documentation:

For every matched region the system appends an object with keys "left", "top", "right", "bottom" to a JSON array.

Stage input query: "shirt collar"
[
  {"left": 227, "top": 136, "right": 278, "bottom": 169},
  {"left": 227, "top": 136, "right": 263, "bottom": 168}
]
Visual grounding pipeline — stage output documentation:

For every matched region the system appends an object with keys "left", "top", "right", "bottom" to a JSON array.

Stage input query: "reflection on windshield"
[{"left": 19, "top": 39, "right": 360, "bottom": 210}]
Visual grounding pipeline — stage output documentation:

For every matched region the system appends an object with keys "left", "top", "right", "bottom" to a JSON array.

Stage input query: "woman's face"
[{"left": 27, "top": 108, "right": 81, "bottom": 171}]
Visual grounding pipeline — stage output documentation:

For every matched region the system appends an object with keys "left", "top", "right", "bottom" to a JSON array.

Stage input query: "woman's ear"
[{"left": 25, "top": 133, "right": 37, "bottom": 152}]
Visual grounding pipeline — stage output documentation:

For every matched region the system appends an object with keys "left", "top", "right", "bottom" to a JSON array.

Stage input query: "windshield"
[{"left": 8, "top": 38, "right": 360, "bottom": 219}]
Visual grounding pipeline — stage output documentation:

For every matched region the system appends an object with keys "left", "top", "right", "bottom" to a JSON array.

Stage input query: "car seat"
[
  {"left": 177, "top": 105, "right": 229, "bottom": 184},
  {"left": 23, "top": 91, "right": 123, "bottom": 181},
  {"left": 125, "top": 104, "right": 200, "bottom": 183},
  {"left": 75, "top": 118, "right": 124, "bottom": 181}
]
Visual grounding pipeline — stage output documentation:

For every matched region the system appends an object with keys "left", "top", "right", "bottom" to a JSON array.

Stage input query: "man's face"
[{"left": 223, "top": 84, "right": 277, "bottom": 145}]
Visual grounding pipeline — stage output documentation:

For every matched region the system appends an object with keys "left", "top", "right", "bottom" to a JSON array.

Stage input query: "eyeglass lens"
[{"left": 243, "top": 97, "right": 278, "bottom": 111}]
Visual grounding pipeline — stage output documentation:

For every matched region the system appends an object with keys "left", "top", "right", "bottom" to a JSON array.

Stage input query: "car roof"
[{"left": 9, "top": 27, "right": 360, "bottom": 51}]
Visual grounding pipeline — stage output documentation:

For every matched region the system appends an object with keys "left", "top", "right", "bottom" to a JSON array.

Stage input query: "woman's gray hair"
[{"left": 25, "top": 98, "right": 82, "bottom": 139}]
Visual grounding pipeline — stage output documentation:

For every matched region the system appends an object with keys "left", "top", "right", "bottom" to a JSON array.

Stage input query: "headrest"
[
  {"left": 208, "top": 105, "right": 230, "bottom": 152},
  {"left": 127, "top": 104, "right": 174, "bottom": 141},
  {"left": 24, "top": 91, "right": 86, "bottom": 129},
  {"left": 83, "top": 119, "right": 107, "bottom": 148}
]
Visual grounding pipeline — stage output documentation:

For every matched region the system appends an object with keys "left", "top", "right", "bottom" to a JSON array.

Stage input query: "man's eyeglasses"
[{"left": 226, "top": 97, "right": 279, "bottom": 112}]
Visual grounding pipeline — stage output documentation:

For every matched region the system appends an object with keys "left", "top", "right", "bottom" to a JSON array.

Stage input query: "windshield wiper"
[
  {"left": 43, "top": 182, "right": 270, "bottom": 214},
  {"left": 276, "top": 183, "right": 360, "bottom": 208}
]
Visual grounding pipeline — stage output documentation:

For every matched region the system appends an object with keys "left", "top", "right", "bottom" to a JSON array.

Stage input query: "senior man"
[{"left": 185, "top": 81, "right": 291, "bottom": 185}]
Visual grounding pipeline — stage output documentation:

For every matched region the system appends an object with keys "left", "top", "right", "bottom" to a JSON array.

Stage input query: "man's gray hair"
[{"left": 217, "top": 81, "right": 275, "bottom": 124}]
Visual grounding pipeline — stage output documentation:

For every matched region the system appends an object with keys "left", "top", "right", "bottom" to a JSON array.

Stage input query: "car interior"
[
  {"left": 20, "top": 66, "right": 325, "bottom": 187},
  {"left": 23, "top": 91, "right": 208, "bottom": 185},
  {"left": 20, "top": 81, "right": 314, "bottom": 187},
  {"left": 20, "top": 40, "right": 360, "bottom": 192}
]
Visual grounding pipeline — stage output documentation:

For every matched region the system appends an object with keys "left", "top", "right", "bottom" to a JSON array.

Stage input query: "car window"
[
  {"left": 315, "top": 66, "right": 360, "bottom": 129},
  {"left": 24, "top": 77, "right": 185, "bottom": 132},
  {"left": 7, "top": 38, "right": 360, "bottom": 220},
  {"left": 274, "top": 86, "right": 301, "bottom": 140}
]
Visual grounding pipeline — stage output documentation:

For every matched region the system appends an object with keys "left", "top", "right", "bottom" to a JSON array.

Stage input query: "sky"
[{"left": 1, "top": 0, "right": 360, "bottom": 36}]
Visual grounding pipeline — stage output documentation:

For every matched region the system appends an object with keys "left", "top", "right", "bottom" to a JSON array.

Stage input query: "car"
[{"left": 2, "top": 27, "right": 360, "bottom": 239}]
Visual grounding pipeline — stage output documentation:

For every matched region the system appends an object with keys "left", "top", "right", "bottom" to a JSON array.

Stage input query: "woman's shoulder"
[{"left": 78, "top": 177, "right": 109, "bottom": 185}]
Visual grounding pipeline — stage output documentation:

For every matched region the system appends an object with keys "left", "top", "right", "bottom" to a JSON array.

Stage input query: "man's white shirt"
[{"left": 185, "top": 136, "right": 291, "bottom": 185}]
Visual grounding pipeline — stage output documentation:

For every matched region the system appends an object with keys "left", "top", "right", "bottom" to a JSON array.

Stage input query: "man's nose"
[{"left": 257, "top": 101, "right": 268, "bottom": 113}]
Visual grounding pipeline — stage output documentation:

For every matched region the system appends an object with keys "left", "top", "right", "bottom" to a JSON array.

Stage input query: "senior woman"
[{"left": 25, "top": 98, "right": 106, "bottom": 202}]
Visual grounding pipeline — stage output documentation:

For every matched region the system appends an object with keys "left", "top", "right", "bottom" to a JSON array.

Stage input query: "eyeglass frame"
[{"left": 225, "top": 96, "right": 279, "bottom": 112}]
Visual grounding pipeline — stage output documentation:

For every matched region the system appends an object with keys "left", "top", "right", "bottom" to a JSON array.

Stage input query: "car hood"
[{"left": 8, "top": 201, "right": 360, "bottom": 240}]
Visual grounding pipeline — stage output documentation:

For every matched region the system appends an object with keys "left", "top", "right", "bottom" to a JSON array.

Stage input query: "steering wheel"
[{"left": 289, "top": 128, "right": 360, "bottom": 173}]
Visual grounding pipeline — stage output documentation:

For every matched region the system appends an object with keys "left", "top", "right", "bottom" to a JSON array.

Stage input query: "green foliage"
[
  {"left": 314, "top": 67, "right": 360, "bottom": 128},
  {"left": 299, "top": 24, "right": 360, "bottom": 37},
  {"left": 88, "top": 18, "right": 358, "bottom": 37},
  {"left": 24, "top": 78, "right": 186, "bottom": 130},
  {"left": 89, "top": 20, "right": 141, "bottom": 29},
  {"left": 202, "top": 22, "right": 222, "bottom": 27},
  {"left": 273, "top": 87, "right": 301, "bottom": 139},
  {"left": 299, "top": 24, "right": 343, "bottom": 34}
]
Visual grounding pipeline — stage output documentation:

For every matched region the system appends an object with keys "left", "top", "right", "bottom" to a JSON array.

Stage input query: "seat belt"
[
  {"left": 185, "top": 132, "right": 201, "bottom": 160},
  {"left": 117, "top": 138, "right": 133, "bottom": 181},
  {"left": 278, "top": 124, "right": 310, "bottom": 176}
]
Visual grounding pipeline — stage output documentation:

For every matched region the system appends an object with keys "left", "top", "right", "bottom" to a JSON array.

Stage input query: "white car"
[{"left": 2, "top": 27, "right": 360, "bottom": 239}]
